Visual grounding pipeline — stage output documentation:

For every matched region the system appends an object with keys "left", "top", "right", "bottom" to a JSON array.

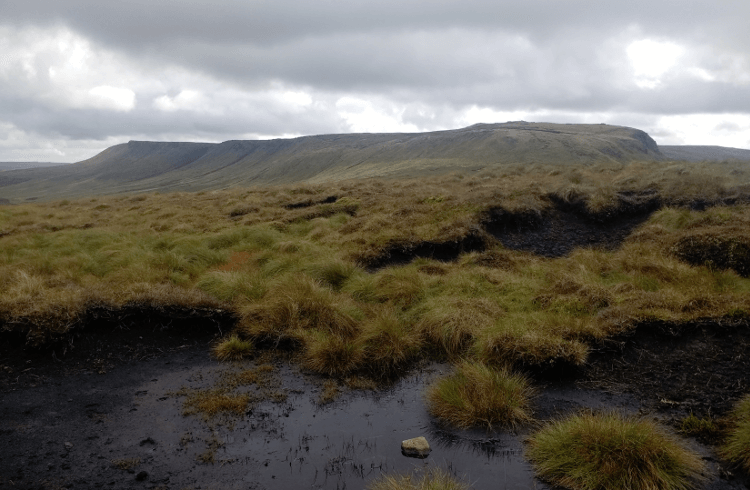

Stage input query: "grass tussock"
[
  {"left": 416, "top": 297, "right": 500, "bottom": 358},
  {"left": 302, "top": 331, "right": 365, "bottom": 376},
  {"left": 366, "top": 469, "right": 470, "bottom": 490},
  {"left": 211, "top": 335, "right": 254, "bottom": 361},
  {"left": 238, "top": 277, "right": 359, "bottom": 345},
  {"left": 527, "top": 411, "right": 705, "bottom": 490},
  {"left": 359, "top": 308, "right": 422, "bottom": 378},
  {"left": 427, "top": 361, "right": 533, "bottom": 430},
  {"left": 721, "top": 395, "right": 750, "bottom": 472}
]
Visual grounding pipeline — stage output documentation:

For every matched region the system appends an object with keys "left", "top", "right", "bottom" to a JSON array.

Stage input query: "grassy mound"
[
  {"left": 721, "top": 395, "right": 750, "bottom": 472},
  {"left": 211, "top": 335, "right": 254, "bottom": 361},
  {"left": 366, "top": 469, "right": 469, "bottom": 490},
  {"left": 426, "top": 361, "right": 533, "bottom": 429},
  {"left": 526, "top": 412, "right": 705, "bottom": 490}
]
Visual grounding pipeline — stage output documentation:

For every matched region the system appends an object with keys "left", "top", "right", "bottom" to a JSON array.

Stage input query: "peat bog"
[
  {"left": 1, "top": 327, "right": 748, "bottom": 489},
  {"left": 3, "top": 160, "right": 750, "bottom": 488}
]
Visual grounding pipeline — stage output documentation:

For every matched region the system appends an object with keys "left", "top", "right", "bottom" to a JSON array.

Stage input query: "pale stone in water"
[{"left": 401, "top": 436, "right": 431, "bottom": 458}]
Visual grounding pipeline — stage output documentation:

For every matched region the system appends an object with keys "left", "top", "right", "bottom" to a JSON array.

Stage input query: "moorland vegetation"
[{"left": 2, "top": 158, "right": 750, "bottom": 486}]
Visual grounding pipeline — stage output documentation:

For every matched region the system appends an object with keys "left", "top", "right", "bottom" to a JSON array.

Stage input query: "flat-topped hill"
[{"left": 0, "top": 122, "right": 664, "bottom": 202}]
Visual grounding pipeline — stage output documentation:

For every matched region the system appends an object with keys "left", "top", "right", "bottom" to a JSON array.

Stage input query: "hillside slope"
[
  {"left": 0, "top": 122, "right": 663, "bottom": 202},
  {"left": 660, "top": 145, "right": 750, "bottom": 162}
]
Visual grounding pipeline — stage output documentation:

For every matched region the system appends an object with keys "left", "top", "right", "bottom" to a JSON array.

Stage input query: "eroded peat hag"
[
  {"left": 484, "top": 192, "right": 661, "bottom": 258},
  {"left": 362, "top": 192, "right": 661, "bottom": 268},
  {"left": 362, "top": 230, "right": 490, "bottom": 270},
  {"left": 582, "top": 317, "right": 750, "bottom": 417},
  {"left": 0, "top": 305, "right": 231, "bottom": 390},
  {"left": 284, "top": 195, "right": 339, "bottom": 209}
]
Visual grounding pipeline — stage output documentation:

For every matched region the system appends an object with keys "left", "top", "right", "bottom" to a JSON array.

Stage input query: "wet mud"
[
  {"left": 1, "top": 330, "right": 747, "bottom": 490},
  {"left": 582, "top": 318, "right": 750, "bottom": 417}
]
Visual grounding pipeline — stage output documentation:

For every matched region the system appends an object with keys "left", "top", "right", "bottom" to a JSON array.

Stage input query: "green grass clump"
[
  {"left": 367, "top": 469, "right": 469, "bottom": 490},
  {"left": 211, "top": 335, "right": 254, "bottom": 361},
  {"left": 302, "top": 331, "right": 365, "bottom": 376},
  {"left": 679, "top": 412, "right": 718, "bottom": 439},
  {"left": 721, "top": 395, "right": 750, "bottom": 472},
  {"left": 426, "top": 361, "right": 533, "bottom": 430},
  {"left": 526, "top": 412, "right": 705, "bottom": 490}
]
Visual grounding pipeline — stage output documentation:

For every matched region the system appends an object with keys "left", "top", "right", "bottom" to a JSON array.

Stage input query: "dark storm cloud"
[{"left": 1, "top": 0, "right": 750, "bottom": 160}]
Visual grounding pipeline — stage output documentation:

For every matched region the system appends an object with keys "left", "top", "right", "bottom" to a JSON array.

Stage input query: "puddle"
[
  {"left": 216, "top": 366, "right": 546, "bottom": 490},
  {"left": 1, "top": 345, "right": 744, "bottom": 489}
]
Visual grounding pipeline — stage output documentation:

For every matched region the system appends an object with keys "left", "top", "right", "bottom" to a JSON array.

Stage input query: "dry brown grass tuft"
[
  {"left": 318, "top": 380, "right": 341, "bottom": 405},
  {"left": 111, "top": 458, "right": 140, "bottom": 471},
  {"left": 359, "top": 308, "right": 422, "bottom": 378},
  {"left": 302, "top": 331, "right": 365, "bottom": 376},
  {"left": 238, "top": 277, "right": 359, "bottom": 345},
  {"left": 211, "top": 335, "right": 254, "bottom": 361},
  {"left": 427, "top": 361, "right": 534, "bottom": 430}
]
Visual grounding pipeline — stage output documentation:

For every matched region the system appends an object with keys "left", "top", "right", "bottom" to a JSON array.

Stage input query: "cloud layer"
[{"left": 2, "top": 0, "right": 750, "bottom": 162}]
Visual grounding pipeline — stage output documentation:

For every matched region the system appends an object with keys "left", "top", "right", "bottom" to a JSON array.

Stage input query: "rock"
[
  {"left": 401, "top": 436, "right": 431, "bottom": 458},
  {"left": 64, "top": 442, "right": 73, "bottom": 450},
  {"left": 135, "top": 471, "right": 148, "bottom": 481}
]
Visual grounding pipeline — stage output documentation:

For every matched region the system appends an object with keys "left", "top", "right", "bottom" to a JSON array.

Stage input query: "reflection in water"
[{"left": 218, "top": 367, "right": 547, "bottom": 490}]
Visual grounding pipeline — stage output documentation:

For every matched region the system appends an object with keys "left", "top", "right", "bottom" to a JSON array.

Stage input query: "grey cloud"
[
  {"left": 2, "top": 0, "right": 750, "bottom": 159},
  {"left": 6, "top": 1, "right": 748, "bottom": 48},
  {"left": 0, "top": 92, "right": 344, "bottom": 142}
]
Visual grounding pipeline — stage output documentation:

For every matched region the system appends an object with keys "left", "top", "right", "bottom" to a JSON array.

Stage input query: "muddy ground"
[{"left": 1, "top": 317, "right": 749, "bottom": 490}]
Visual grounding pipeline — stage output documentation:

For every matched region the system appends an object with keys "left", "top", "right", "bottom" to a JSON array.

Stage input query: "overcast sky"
[{"left": 2, "top": 0, "right": 749, "bottom": 162}]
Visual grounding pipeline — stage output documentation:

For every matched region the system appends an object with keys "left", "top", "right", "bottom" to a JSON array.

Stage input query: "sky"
[{"left": 1, "top": 0, "right": 750, "bottom": 163}]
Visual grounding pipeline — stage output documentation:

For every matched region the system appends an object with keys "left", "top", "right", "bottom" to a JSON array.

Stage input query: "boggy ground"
[
  {"left": 582, "top": 318, "right": 750, "bottom": 417},
  {"left": 3, "top": 160, "right": 750, "bottom": 488},
  {"left": 1, "top": 320, "right": 748, "bottom": 490}
]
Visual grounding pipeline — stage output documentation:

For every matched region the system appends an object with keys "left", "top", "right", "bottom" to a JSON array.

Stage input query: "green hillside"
[{"left": 0, "top": 122, "right": 663, "bottom": 203}]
